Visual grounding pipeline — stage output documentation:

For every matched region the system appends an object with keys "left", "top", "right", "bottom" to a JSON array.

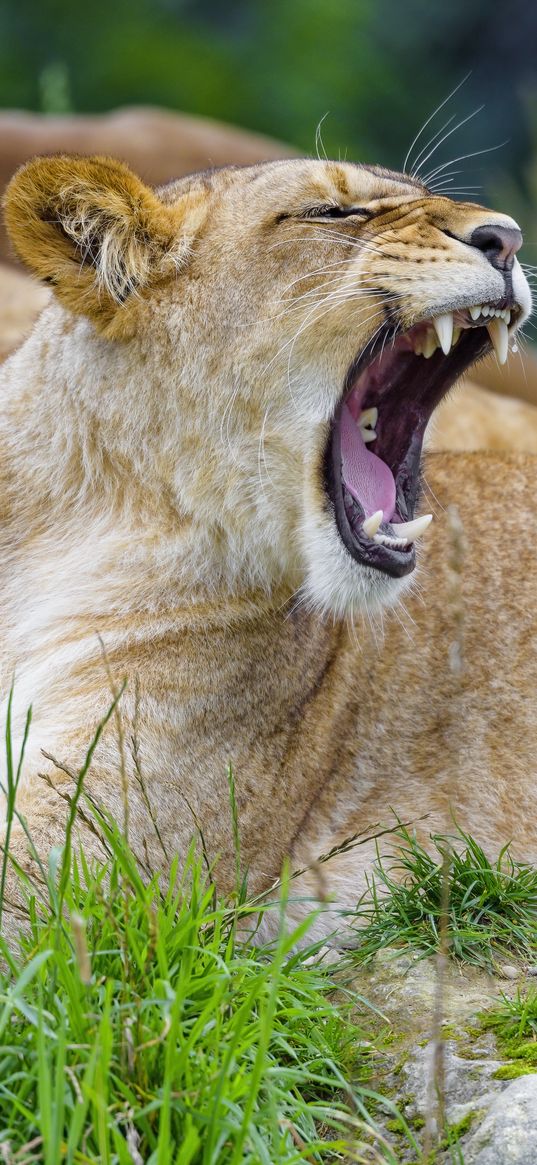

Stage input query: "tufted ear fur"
[{"left": 3, "top": 154, "right": 190, "bottom": 337}]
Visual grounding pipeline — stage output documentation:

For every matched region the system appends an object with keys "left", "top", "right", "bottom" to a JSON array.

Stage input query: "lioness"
[{"left": 0, "top": 154, "right": 535, "bottom": 941}]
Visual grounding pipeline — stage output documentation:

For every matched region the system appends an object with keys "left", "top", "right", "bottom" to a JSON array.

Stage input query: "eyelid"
[{"left": 301, "top": 204, "right": 370, "bottom": 220}]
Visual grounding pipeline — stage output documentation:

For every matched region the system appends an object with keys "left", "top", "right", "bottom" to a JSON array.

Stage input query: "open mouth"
[{"left": 325, "top": 301, "right": 519, "bottom": 577}]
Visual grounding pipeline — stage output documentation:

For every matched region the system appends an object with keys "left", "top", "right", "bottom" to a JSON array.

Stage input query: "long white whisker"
[
  {"left": 402, "top": 72, "right": 472, "bottom": 174},
  {"left": 278, "top": 260, "right": 389, "bottom": 297},
  {"left": 270, "top": 280, "right": 397, "bottom": 329},
  {"left": 266, "top": 236, "right": 388, "bottom": 261},
  {"left": 428, "top": 178, "right": 482, "bottom": 194},
  {"left": 409, "top": 113, "right": 457, "bottom": 176},
  {"left": 256, "top": 404, "right": 277, "bottom": 500},
  {"left": 269, "top": 226, "right": 400, "bottom": 262},
  {"left": 282, "top": 297, "right": 389, "bottom": 412},
  {"left": 315, "top": 114, "right": 330, "bottom": 161},
  {"left": 427, "top": 168, "right": 481, "bottom": 187},
  {"left": 219, "top": 379, "right": 246, "bottom": 465},
  {"left": 421, "top": 140, "right": 508, "bottom": 187},
  {"left": 412, "top": 105, "right": 484, "bottom": 180}
]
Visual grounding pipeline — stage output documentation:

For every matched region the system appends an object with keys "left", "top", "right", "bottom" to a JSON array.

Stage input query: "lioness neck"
[{"left": 0, "top": 304, "right": 301, "bottom": 610}]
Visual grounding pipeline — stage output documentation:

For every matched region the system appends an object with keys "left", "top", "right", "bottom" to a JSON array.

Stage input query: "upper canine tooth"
[
  {"left": 469, "top": 305, "right": 482, "bottom": 321},
  {"left": 359, "top": 407, "right": 378, "bottom": 429},
  {"left": 391, "top": 514, "right": 433, "bottom": 541},
  {"left": 433, "top": 313, "right": 454, "bottom": 355},
  {"left": 487, "top": 317, "right": 509, "bottom": 365},
  {"left": 363, "top": 510, "right": 383, "bottom": 537}
]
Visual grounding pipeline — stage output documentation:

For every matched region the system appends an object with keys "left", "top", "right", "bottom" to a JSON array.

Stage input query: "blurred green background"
[{"left": 1, "top": 0, "right": 536, "bottom": 239}]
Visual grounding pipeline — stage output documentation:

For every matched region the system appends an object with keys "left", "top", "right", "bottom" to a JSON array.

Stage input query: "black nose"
[{"left": 469, "top": 223, "right": 522, "bottom": 271}]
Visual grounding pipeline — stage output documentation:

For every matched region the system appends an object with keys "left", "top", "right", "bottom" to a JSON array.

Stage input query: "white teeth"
[
  {"left": 374, "top": 533, "right": 409, "bottom": 550},
  {"left": 359, "top": 406, "right": 378, "bottom": 443},
  {"left": 391, "top": 513, "right": 433, "bottom": 541},
  {"left": 487, "top": 317, "right": 509, "bottom": 365},
  {"left": 432, "top": 313, "right": 454, "bottom": 355},
  {"left": 359, "top": 407, "right": 378, "bottom": 429},
  {"left": 363, "top": 510, "right": 383, "bottom": 538},
  {"left": 422, "top": 331, "right": 439, "bottom": 359},
  {"left": 365, "top": 512, "right": 433, "bottom": 547},
  {"left": 467, "top": 304, "right": 511, "bottom": 326}
]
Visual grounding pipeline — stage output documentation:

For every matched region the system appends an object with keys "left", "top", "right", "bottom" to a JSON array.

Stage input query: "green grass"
[
  {"left": 3, "top": 705, "right": 537, "bottom": 1162},
  {"left": 0, "top": 821, "right": 412, "bottom": 1164},
  {"left": 0, "top": 703, "right": 422, "bottom": 1165},
  {"left": 1, "top": 849, "right": 378, "bottom": 1164},
  {"left": 351, "top": 825, "right": 537, "bottom": 969},
  {"left": 480, "top": 987, "right": 537, "bottom": 1079}
]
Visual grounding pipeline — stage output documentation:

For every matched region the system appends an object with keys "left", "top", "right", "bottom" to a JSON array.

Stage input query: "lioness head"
[{"left": 4, "top": 156, "right": 531, "bottom": 616}]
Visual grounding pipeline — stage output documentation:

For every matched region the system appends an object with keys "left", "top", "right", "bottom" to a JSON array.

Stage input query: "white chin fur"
[
  {"left": 512, "top": 259, "right": 533, "bottom": 324},
  {"left": 299, "top": 505, "right": 411, "bottom": 619}
]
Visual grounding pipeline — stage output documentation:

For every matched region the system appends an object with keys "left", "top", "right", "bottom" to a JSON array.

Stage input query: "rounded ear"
[{"left": 3, "top": 154, "right": 186, "bottom": 336}]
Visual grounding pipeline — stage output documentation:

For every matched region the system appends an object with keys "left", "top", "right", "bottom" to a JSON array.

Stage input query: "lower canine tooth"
[
  {"left": 359, "top": 407, "right": 378, "bottom": 428},
  {"left": 433, "top": 313, "right": 454, "bottom": 355},
  {"left": 361, "top": 428, "right": 377, "bottom": 443},
  {"left": 487, "top": 317, "right": 509, "bottom": 365},
  {"left": 391, "top": 513, "right": 433, "bottom": 541},
  {"left": 363, "top": 509, "right": 383, "bottom": 537}
]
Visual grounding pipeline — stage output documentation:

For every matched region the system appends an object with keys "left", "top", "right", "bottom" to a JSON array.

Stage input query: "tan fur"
[
  {"left": 0, "top": 107, "right": 294, "bottom": 267},
  {"left": 0, "top": 264, "right": 50, "bottom": 362},
  {"left": 286, "top": 451, "right": 537, "bottom": 939},
  {"left": 428, "top": 379, "right": 537, "bottom": 453},
  {"left": 4, "top": 156, "right": 207, "bottom": 337},
  {"left": 0, "top": 155, "right": 535, "bottom": 942},
  {"left": 3, "top": 271, "right": 537, "bottom": 453},
  {"left": 468, "top": 337, "right": 537, "bottom": 408}
]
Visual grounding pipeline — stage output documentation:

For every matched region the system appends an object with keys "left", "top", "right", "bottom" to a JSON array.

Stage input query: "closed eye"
[{"left": 301, "top": 204, "right": 370, "bottom": 220}]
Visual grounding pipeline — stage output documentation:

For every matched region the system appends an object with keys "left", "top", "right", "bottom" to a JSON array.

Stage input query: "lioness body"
[
  {"left": 4, "top": 446, "right": 537, "bottom": 937},
  {"left": 0, "top": 155, "right": 535, "bottom": 939}
]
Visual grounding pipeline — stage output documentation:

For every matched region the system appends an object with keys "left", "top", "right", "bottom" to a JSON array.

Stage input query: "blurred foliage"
[{"left": 1, "top": 0, "right": 536, "bottom": 229}]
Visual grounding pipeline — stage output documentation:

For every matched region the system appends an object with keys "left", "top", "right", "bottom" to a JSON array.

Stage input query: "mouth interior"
[{"left": 326, "top": 308, "right": 512, "bottom": 578}]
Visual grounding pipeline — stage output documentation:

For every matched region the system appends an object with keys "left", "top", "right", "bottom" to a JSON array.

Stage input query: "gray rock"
[
  {"left": 497, "top": 963, "right": 520, "bottom": 980},
  {"left": 349, "top": 950, "right": 537, "bottom": 1163},
  {"left": 402, "top": 1039, "right": 504, "bottom": 1125},
  {"left": 464, "top": 1075, "right": 537, "bottom": 1164}
]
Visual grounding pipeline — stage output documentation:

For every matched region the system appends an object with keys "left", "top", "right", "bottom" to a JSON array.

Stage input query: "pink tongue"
[{"left": 341, "top": 403, "right": 396, "bottom": 521}]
